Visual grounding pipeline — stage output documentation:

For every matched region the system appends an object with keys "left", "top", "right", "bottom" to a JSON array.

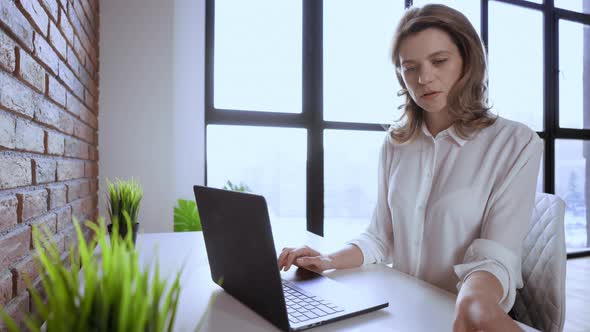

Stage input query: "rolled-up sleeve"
[
  {"left": 453, "top": 130, "right": 543, "bottom": 312},
  {"left": 346, "top": 135, "right": 395, "bottom": 265}
]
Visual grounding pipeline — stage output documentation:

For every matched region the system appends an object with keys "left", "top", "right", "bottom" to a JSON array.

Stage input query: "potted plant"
[
  {"left": 0, "top": 216, "right": 183, "bottom": 331},
  {"left": 173, "top": 198, "right": 202, "bottom": 232},
  {"left": 106, "top": 178, "right": 142, "bottom": 244},
  {"left": 173, "top": 180, "right": 251, "bottom": 232}
]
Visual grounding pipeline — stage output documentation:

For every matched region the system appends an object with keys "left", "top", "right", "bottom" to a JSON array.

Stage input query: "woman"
[{"left": 278, "top": 4, "right": 542, "bottom": 332}]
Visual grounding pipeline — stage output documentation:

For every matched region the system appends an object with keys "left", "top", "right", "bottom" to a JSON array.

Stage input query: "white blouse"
[{"left": 347, "top": 116, "right": 543, "bottom": 312}]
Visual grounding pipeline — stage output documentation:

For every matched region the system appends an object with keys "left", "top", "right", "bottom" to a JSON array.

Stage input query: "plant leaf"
[{"left": 173, "top": 199, "right": 201, "bottom": 232}]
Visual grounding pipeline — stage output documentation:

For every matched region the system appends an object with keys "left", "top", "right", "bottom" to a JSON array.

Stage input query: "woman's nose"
[{"left": 418, "top": 67, "right": 434, "bottom": 85}]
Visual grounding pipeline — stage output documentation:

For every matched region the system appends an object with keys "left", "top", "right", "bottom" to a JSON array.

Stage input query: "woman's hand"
[{"left": 277, "top": 245, "right": 335, "bottom": 273}]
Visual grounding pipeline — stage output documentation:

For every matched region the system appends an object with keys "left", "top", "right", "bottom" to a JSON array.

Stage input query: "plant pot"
[{"left": 107, "top": 222, "right": 139, "bottom": 245}]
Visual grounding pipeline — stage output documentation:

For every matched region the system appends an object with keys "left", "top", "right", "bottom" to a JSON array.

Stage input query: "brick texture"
[
  {"left": 18, "top": 189, "right": 48, "bottom": 222},
  {"left": 15, "top": 119, "right": 44, "bottom": 153},
  {"left": 29, "top": 213, "right": 57, "bottom": 249},
  {"left": 47, "top": 74, "right": 66, "bottom": 107},
  {"left": 33, "top": 158, "right": 56, "bottom": 184},
  {"left": 0, "top": 155, "right": 32, "bottom": 189},
  {"left": 19, "top": 50, "right": 45, "bottom": 93},
  {"left": 57, "top": 159, "right": 85, "bottom": 181},
  {"left": 46, "top": 130, "right": 64, "bottom": 155},
  {"left": 0, "top": 29, "right": 17, "bottom": 72},
  {"left": 67, "top": 179, "right": 89, "bottom": 202},
  {"left": 0, "top": 271, "right": 13, "bottom": 307},
  {"left": 0, "top": 292, "right": 30, "bottom": 330},
  {"left": 0, "top": 113, "right": 16, "bottom": 149},
  {"left": 0, "top": 227, "right": 30, "bottom": 271},
  {"left": 55, "top": 205, "right": 71, "bottom": 232},
  {"left": 33, "top": 32, "right": 59, "bottom": 75},
  {"left": 17, "top": 0, "right": 50, "bottom": 37},
  {"left": 0, "top": 0, "right": 33, "bottom": 52},
  {"left": 0, "top": 195, "right": 18, "bottom": 232},
  {"left": 47, "top": 183, "right": 66, "bottom": 209},
  {"left": 0, "top": 0, "right": 99, "bottom": 325},
  {"left": 11, "top": 255, "right": 39, "bottom": 294}
]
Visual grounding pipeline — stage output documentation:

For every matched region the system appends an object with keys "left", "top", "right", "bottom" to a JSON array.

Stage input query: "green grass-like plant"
[
  {"left": 173, "top": 181, "right": 251, "bottom": 233},
  {"left": 223, "top": 180, "right": 251, "bottom": 193},
  {"left": 107, "top": 178, "right": 143, "bottom": 230},
  {"left": 0, "top": 215, "right": 182, "bottom": 332},
  {"left": 173, "top": 199, "right": 202, "bottom": 232}
]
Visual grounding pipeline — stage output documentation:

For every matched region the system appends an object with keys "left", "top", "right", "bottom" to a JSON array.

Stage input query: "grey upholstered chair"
[{"left": 510, "top": 193, "right": 567, "bottom": 332}]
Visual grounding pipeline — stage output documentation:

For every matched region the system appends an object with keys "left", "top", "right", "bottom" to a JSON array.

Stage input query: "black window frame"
[{"left": 205, "top": 0, "right": 590, "bottom": 259}]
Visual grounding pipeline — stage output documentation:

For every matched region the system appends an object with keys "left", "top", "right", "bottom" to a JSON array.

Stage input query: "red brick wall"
[{"left": 0, "top": 0, "right": 99, "bottom": 327}]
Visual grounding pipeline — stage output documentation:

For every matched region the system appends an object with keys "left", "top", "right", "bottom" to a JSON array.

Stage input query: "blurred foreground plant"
[{"left": 0, "top": 215, "right": 181, "bottom": 332}]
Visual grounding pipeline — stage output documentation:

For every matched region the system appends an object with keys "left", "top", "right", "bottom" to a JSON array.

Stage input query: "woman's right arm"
[
  {"left": 278, "top": 135, "right": 394, "bottom": 273},
  {"left": 277, "top": 244, "right": 364, "bottom": 272}
]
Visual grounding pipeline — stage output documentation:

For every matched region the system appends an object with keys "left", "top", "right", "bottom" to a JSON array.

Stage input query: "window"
[
  {"left": 213, "top": 1, "right": 302, "bottom": 113},
  {"left": 206, "top": 0, "right": 590, "bottom": 257},
  {"left": 488, "top": 1, "right": 543, "bottom": 131}
]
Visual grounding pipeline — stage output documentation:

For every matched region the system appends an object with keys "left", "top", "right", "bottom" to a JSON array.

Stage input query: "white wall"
[{"left": 99, "top": 0, "right": 205, "bottom": 232}]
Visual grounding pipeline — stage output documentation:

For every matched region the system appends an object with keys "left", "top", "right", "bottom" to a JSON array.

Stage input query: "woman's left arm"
[
  {"left": 453, "top": 271, "right": 523, "bottom": 331},
  {"left": 453, "top": 130, "right": 544, "bottom": 331}
]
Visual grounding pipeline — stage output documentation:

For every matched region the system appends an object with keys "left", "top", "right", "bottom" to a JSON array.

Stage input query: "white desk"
[{"left": 135, "top": 224, "right": 538, "bottom": 332}]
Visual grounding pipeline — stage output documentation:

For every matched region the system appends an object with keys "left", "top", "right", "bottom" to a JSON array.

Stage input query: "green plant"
[
  {"left": 173, "top": 199, "right": 202, "bottom": 232},
  {"left": 0, "top": 215, "right": 182, "bottom": 332},
  {"left": 173, "top": 181, "right": 251, "bottom": 233},
  {"left": 223, "top": 180, "right": 251, "bottom": 193},
  {"left": 107, "top": 178, "right": 143, "bottom": 229}
]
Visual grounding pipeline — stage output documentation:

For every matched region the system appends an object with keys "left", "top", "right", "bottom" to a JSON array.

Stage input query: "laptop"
[{"left": 193, "top": 185, "right": 389, "bottom": 331}]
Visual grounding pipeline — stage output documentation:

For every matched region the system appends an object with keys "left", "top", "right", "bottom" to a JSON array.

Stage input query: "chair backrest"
[{"left": 510, "top": 193, "right": 567, "bottom": 332}]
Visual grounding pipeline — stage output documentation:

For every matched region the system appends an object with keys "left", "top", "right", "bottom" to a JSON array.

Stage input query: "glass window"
[
  {"left": 488, "top": 2, "right": 543, "bottom": 131},
  {"left": 323, "top": 0, "right": 405, "bottom": 124},
  {"left": 559, "top": 19, "right": 590, "bottom": 129},
  {"left": 555, "top": 0, "right": 590, "bottom": 14},
  {"left": 206, "top": 125, "right": 307, "bottom": 225},
  {"left": 214, "top": 0, "right": 302, "bottom": 113},
  {"left": 555, "top": 139, "right": 590, "bottom": 251},
  {"left": 324, "top": 129, "right": 386, "bottom": 243},
  {"left": 412, "top": 0, "right": 481, "bottom": 35}
]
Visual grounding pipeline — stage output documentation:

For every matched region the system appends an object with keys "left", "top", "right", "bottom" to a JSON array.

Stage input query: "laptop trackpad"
[{"left": 284, "top": 267, "right": 387, "bottom": 315}]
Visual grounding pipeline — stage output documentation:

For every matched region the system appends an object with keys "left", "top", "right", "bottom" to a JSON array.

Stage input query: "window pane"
[
  {"left": 206, "top": 125, "right": 307, "bottom": 225},
  {"left": 488, "top": 2, "right": 543, "bottom": 131},
  {"left": 323, "top": 0, "right": 404, "bottom": 124},
  {"left": 559, "top": 20, "right": 590, "bottom": 129},
  {"left": 555, "top": 0, "right": 590, "bottom": 14},
  {"left": 214, "top": 0, "right": 301, "bottom": 113},
  {"left": 324, "top": 130, "right": 386, "bottom": 243},
  {"left": 411, "top": 0, "right": 481, "bottom": 35},
  {"left": 555, "top": 139, "right": 590, "bottom": 251}
]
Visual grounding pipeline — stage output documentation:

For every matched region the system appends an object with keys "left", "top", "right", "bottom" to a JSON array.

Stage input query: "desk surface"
[{"left": 135, "top": 224, "right": 538, "bottom": 332}]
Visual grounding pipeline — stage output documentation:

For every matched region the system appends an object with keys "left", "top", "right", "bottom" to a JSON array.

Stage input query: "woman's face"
[{"left": 398, "top": 28, "right": 464, "bottom": 114}]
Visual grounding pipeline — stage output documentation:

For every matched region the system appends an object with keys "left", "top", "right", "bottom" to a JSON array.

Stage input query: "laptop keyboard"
[{"left": 282, "top": 280, "right": 344, "bottom": 324}]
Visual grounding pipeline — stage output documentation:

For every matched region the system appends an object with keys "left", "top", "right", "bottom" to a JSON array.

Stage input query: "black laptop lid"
[{"left": 193, "top": 186, "right": 290, "bottom": 331}]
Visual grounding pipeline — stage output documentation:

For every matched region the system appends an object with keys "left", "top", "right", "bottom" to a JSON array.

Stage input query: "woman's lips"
[{"left": 421, "top": 91, "right": 441, "bottom": 100}]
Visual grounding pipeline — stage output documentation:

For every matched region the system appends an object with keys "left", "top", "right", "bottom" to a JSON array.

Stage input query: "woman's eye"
[
  {"left": 433, "top": 59, "right": 447, "bottom": 65},
  {"left": 403, "top": 67, "right": 416, "bottom": 73}
]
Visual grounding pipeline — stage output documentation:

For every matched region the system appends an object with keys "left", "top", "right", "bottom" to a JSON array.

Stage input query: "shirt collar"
[{"left": 421, "top": 122, "right": 467, "bottom": 147}]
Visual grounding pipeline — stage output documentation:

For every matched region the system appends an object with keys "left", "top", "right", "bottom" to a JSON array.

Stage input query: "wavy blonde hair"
[{"left": 389, "top": 4, "right": 496, "bottom": 143}]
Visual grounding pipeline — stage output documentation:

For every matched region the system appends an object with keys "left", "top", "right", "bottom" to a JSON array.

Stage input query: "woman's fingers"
[
  {"left": 295, "top": 256, "right": 333, "bottom": 272},
  {"left": 279, "top": 246, "right": 321, "bottom": 271},
  {"left": 284, "top": 249, "right": 304, "bottom": 271},
  {"left": 277, "top": 247, "right": 293, "bottom": 270}
]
